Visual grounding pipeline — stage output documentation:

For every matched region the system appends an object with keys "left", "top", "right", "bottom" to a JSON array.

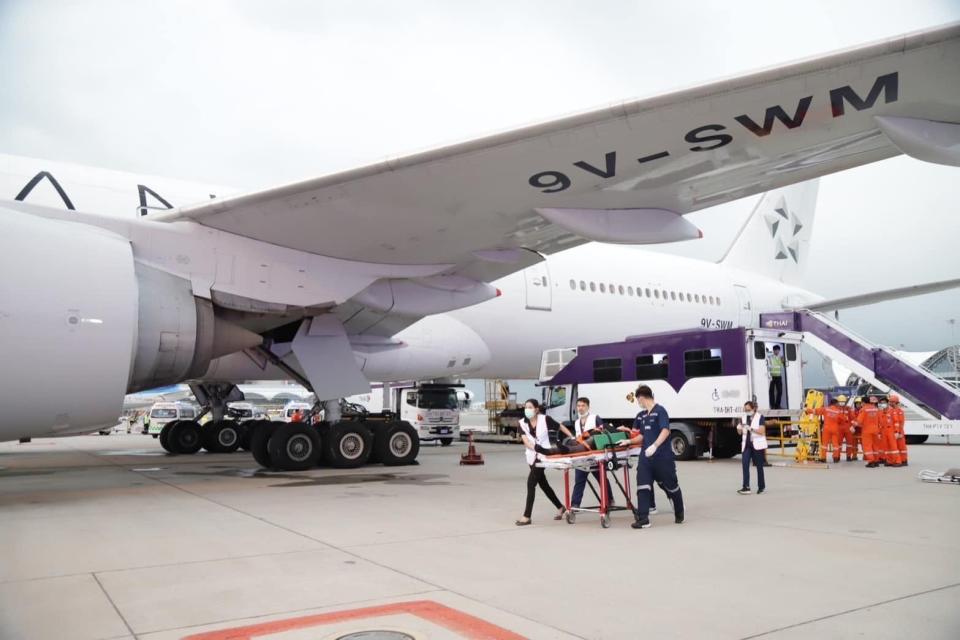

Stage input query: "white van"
[
  {"left": 227, "top": 402, "right": 270, "bottom": 422},
  {"left": 281, "top": 401, "right": 313, "bottom": 422},
  {"left": 147, "top": 402, "right": 198, "bottom": 437}
]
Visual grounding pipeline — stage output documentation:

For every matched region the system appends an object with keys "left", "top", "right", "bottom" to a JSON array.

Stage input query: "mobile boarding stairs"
[{"left": 760, "top": 310, "right": 960, "bottom": 422}]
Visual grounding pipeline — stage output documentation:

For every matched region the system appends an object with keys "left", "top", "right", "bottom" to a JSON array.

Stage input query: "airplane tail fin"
[{"left": 717, "top": 180, "right": 820, "bottom": 286}]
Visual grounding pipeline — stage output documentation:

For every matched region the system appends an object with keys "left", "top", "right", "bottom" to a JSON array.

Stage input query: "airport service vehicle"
[
  {"left": 396, "top": 383, "right": 462, "bottom": 446},
  {"left": 3, "top": 26, "right": 960, "bottom": 472},
  {"left": 540, "top": 327, "right": 806, "bottom": 459},
  {"left": 541, "top": 311, "right": 960, "bottom": 458},
  {"left": 281, "top": 401, "right": 313, "bottom": 422},
  {"left": 147, "top": 402, "right": 199, "bottom": 437},
  {"left": 226, "top": 402, "right": 270, "bottom": 422}
]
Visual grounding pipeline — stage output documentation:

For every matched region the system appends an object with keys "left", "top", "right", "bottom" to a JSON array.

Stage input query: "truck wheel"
[
  {"left": 324, "top": 423, "right": 373, "bottom": 468},
  {"left": 168, "top": 420, "right": 202, "bottom": 454},
  {"left": 376, "top": 422, "right": 419, "bottom": 466},
  {"left": 202, "top": 420, "right": 241, "bottom": 453},
  {"left": 670, "top": 430, "right": 695, "bottom": 461},
  {"left": 268, "top": 423, "right": 321, "bottom": 471},
  {"left": 249, "top": 421, "right": 274, "bottom": 469},
  {"left": 905, "top": 435, "right": 928, "bottom": 445},
  {"left": 440, "top": 438, "right": 454, "bottom": 447},
  {"left": 159, "top": 421, "right": 179, "bottom": 453}
]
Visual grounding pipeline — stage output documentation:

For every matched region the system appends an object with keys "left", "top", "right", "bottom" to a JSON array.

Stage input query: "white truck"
[{"left": 339, "top": 384, "right": 463, "bottom": 445}]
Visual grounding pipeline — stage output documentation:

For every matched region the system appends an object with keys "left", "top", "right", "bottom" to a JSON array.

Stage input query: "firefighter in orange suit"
[
  {"left": 877, "top": 397, "right": 901, "bottom": 466},
  {"left": 809, "top": 398, "right": 844, "bottom": 463},
  {"left": 845, "top": 396, "right": 863, "bottom": 461},
  {"left": 854, "top": 396, "right": 882, "bottom": 468},
  {"left": 889, "top": 393, "right": 908, "bottom": 466}
]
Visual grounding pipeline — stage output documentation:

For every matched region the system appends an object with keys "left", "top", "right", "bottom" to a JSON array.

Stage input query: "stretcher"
[
  {"left": 918, "top": 468, "right": 960, "bottom": 485},
  {"left": 538, "top": 446, "right": 641, "bottom": 528}
]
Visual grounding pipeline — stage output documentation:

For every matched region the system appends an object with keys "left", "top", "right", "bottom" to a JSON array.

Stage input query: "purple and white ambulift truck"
[
  {"left": 538, "top": 326, "right": 806, "bottom": 460},
  {"left": 539, "top": 310, "right": 960, "bottom": 459}
]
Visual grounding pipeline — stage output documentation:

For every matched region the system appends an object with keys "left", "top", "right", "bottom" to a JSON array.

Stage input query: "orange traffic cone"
[{"left": 460, "top": 433, "right": 484, "bottom": 465}]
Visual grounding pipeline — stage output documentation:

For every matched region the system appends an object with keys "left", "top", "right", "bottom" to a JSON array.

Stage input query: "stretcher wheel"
[
  {"left": 600, "top": 513, "right": 610, "bottom": 529},
  {"left": 565, "top": 511, "right": 576, "bottom": 524}
]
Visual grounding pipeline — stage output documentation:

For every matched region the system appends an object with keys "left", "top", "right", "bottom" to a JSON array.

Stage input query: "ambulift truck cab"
[
  {"left": 539, "top": 327, "right": 805, "bottom": 459},
  {"left": 147, "top": 402, "right": 199, "bottom": 437}
]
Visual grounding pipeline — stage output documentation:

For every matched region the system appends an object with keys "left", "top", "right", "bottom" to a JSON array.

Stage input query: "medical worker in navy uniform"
[{"left": 620, "top": 384, "right": 685, "bottom": 528}]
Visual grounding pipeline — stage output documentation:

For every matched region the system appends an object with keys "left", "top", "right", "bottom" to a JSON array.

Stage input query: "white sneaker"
[{"left": 648, "top": 507, "right": 658, "bottom": 515}]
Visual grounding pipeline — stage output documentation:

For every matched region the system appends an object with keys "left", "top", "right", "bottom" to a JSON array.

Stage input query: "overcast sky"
[{"left": 2, "top": 0, "right": 958, "bottom": 350}]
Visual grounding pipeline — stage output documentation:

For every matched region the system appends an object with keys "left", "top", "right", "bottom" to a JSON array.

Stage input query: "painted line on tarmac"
[{"left": 740, "top": 581, "right": 960, "bottom": 639}]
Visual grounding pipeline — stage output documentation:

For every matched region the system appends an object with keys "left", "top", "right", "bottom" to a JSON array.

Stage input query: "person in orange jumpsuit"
[
  {"left": 809, "top": 397, "right": 845, "bottom": 463},
  {"left": 846, "top": 397, "right": 863, "bottom": 461},
  {"left": 854, "top": 395, "right": 882, "bottom": 468},
  {"left": 836, "top": 395, "right": 855, "bottom": 461},
  {"left": 877, "top": 397, "right": 902, "bottom": 466},
  {"left": 888, "top": 393, "right": 908, "bottom": 466}
]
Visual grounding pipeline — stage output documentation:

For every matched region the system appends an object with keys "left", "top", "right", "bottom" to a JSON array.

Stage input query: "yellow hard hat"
[
  {"left": 853, "top": 396, "right": 863, "bottom": 403},
  {"left": 836, "top": 394, "right": 848, "bottom": 403},
  {"left": 888, "top": 393, "right": 900, "bottom": 403}
]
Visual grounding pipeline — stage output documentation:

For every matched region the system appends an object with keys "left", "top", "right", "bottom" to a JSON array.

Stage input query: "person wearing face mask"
[
  {"left": 737, "top": 401, "right": 768, "bottom": 494},
  {"left": 516, "top": 398, "right": 566, "bottom": 526},
  {"left": 567, "top": 397, "right": 614, "bottom": 511},
  {"left": 619, "top": 385, "right": 685, "bottom": 529}
]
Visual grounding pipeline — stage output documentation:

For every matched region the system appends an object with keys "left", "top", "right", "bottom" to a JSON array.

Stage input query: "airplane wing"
[
  {"left": 161, "top": 23, "right": 960, "bottom": 263},
  {"left": 159, "top": 22, "right": 960, "bottom": 342},
  {"left": 805, "top": 277, "right": 960, "bottom": 312}
]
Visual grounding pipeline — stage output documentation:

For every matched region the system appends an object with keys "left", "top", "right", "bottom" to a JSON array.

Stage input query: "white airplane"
[{"left": 3, "top": 24, "right": 960, "bottom": 463}]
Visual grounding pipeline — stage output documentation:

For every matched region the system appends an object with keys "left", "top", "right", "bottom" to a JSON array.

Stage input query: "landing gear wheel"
[
  {"left": 566, "top": 511, "right": 576, "bottom": 524},
  {"left": 600, "top": 513, "right": 610, "bottom": 529},
  {"left": 375, "top": 422, "right": 420, "bottom": 466},
  {"left": 202, "top": 420, "right": 241, "bottom": 453},
  {"left": 267, "top": 423, "right": 321, "bottom": 471},
  {"left": 168, "top": 420, "right": 202, "bottom": 454},
  {"left": 249, "top": 421, "right": 274, "bottom": 469},
  {"left": 439, "top": 438, "right": 454, "bottom": 447},
  {"left": 324, "top": 423, "right": 373, "bottom": 469},
  {"left": 159, "top": 421, "right": 180, "bottom": 453},
  {"left": 238, "top": 421, "right": 258, "bottom": 451}
]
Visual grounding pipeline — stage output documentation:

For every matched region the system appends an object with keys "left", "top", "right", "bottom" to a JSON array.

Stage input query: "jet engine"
[{"left": 0, "top": 211, "right": 261, "bottom": 439}]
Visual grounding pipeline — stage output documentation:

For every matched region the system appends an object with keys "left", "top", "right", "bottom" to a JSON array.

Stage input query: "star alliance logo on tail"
[{"left": 765, "top": 196, "right": 804, "bottom": 263}]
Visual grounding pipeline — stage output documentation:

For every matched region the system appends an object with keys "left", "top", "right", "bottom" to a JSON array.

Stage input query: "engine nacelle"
[{"left": 0, "top": 210, "right": 261, "bottom": 440}]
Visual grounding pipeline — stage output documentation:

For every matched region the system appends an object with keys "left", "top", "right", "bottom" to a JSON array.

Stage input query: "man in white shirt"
[{"left": 569, "top": 397, "right": 613, "bottom": 509}]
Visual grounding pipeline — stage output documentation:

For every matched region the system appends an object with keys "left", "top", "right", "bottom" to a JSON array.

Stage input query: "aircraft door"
[
  {"left": 524, "top": 262, "right": 552, "bottom": 311},
  {"left": 734, "top": 285, "right": 753, "bottom": 327}
]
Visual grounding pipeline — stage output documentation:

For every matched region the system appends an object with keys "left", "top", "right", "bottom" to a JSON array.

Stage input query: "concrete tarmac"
[{"left": 1, "top": 435, "right": 958, "bottom": 639}]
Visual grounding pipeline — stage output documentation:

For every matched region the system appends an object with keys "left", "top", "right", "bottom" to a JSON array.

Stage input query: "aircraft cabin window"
[
  {"left": 593, "top": 358, "right": 622, "bottom": 383},
  {"left": 662, "top": 290, "right": 668, "bottom": 300},
  {"left": 684, "top": 348, "right": 723, "bottom": 378},
  {"left": 695, "top": 294, "right": 700, "bottom": 303},
  {"left": 569, "top": 279, "right": 576, "bottom": 290},
  {"left": 627, "top": 286, "right": 634, "bottom": 296},
  {"left": 635, "top": 354, "right": 669, "bottom": 380},
  {"left": 609, "top": 283, "right": 615, "bottom": 294},
  {"left": 600, "top": 283, "right": 606, "bottom": 293},
  {"left": 716, "top": 297, "right": 721, "bottom": 305},
  {"left": 618, "top": 285, "right": 624, "bottom": 295},
  {"left": 709, "top": 296, "right": 715, "bottom": 305},
  {"left": 590, "top": 282, "right": 596, "bottom": 292},
  {"left": 645, "top": 288, "right": 651, "bottom": 297},
  {"left": 654, "top": 290, "right": 660, "bottom": 299},
  {"left": 686, "top": 293, "right": 693, "bottom": 302},
  {"left": 580, "top": 280, "right": 586, "bottom": 291},
  {"left": 670, "top": 291, "right": 676, "bottom": 301}
]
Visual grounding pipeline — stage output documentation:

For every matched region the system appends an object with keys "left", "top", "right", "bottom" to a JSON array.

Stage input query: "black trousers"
[
  {"left": 571, "top": 467, "right": 614, "bottom": 508},
  {"left": 768, "top": 376, "right": 783, "bottom": 409},
  {"left": 742, "top": 444, "right": 766, "bottom": 491},
  {"left": 524, "top": 465, "right": 563, "bottom": 518}
]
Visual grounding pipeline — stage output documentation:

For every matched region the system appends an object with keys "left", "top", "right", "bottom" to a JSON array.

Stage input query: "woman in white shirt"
[
  {"left": 737, "top": 401, "right": 768, "bottom": 495},
  {"left": 516, "top": 398, "right": 566, "bottom": 526}
]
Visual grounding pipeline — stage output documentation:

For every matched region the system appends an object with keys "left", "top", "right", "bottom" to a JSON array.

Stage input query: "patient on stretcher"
[{"left": 535, "top": 428, "right": 640, "bottom": 456}]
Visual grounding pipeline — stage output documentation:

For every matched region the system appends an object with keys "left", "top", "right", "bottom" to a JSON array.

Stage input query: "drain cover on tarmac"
[{"left": 182, "top": 600, "right": 526, "bottom": 639}]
